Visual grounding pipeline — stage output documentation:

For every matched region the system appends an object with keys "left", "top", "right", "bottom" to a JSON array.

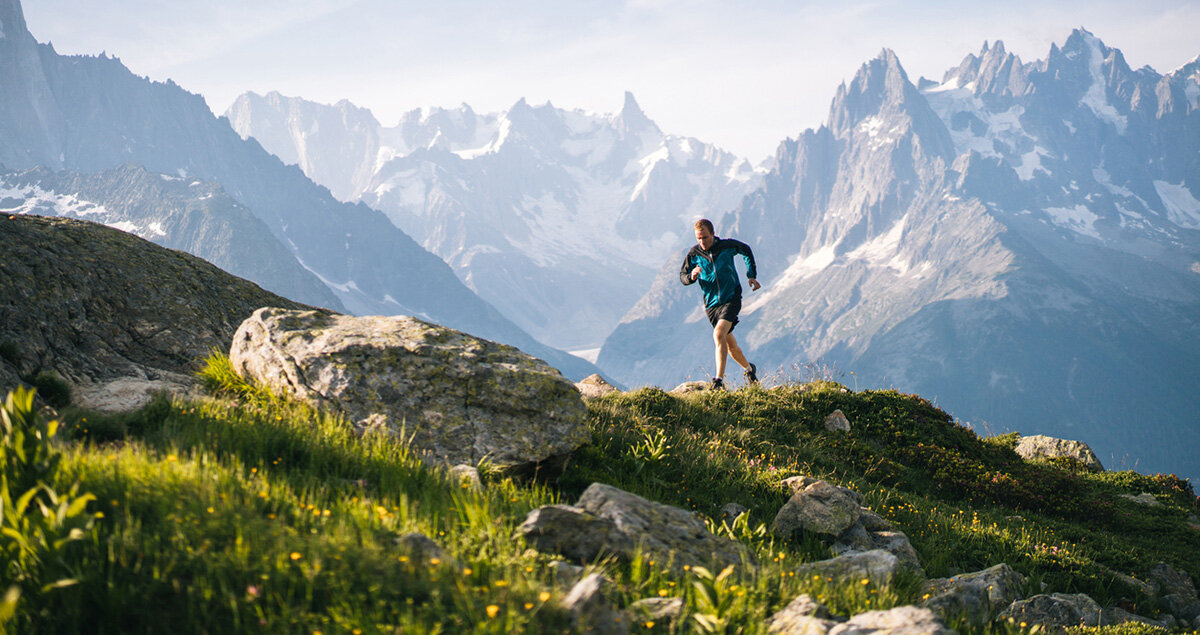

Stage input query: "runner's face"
[{"left": 695, "top": 226, "right": 715, "bottom": 250}]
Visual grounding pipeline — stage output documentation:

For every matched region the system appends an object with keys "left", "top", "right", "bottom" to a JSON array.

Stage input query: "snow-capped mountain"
[
  {"left": 0, "top": 0, "right": 600, "bottom": 380},
  {"left": 601, "top": 30, "right": 1200, "bottom": 480},
  {"left": 226, "top": 91, "right": 763, "bottom": 351}
]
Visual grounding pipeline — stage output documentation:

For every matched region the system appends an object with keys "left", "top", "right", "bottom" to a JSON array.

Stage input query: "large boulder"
[
  {"left": 230, "top": 308, "right": 588, "bottom": 468},
  {"left": 1147, "top": 562, "right": 1200, "bottom": 625},
  {"left": 795, "top": 550, "right": 902, "bottom": 588},
  {"left": 920, "top": 564, "right": 1026, "bottom": 626},
  {"left": 829, "top": 606, "right": 952, "bottom": 635},
  {"left": 1013, "top": 435, "right": 1104, "bottom": 471},
  {"left": 998, "top": 593, "right": 1102, "bottom": 629},
  {"left": 774, "top": 480, "right": 863, "bottom": 538},
  {"left": 518, "top": 505, "right": 636, "bottom": 564},
  {"left": 520, "top": 483, "right": 754, "bottom": 573}
]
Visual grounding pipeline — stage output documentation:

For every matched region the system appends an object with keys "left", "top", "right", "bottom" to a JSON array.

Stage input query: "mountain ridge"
[
  {"left": 599, "top": 29, "right": 1200, "bottom": 481},
  {"left": 0, "top": 0, "right": 601, "bottom": 379},
  {"left": 226, "top": 90, "right": 763, "bottom": 350}
]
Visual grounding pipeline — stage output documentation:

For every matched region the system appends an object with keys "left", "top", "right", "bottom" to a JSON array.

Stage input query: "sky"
[{"left": 22, "top": 0, "right": 1200, "bottom": 161}]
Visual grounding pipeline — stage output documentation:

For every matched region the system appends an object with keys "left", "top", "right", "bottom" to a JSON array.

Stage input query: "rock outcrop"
[
  {"left": 519, "top": 483, "right": 753, "bottom": 573},
  {"left": 575, "top": 373, "right": 619, "bottom": 400},
  {"left": 0, "top": 214, "right": 309, "bottom": 409},
  {"left": 794, "top": 550, "right": 903, "bottom": 588},
  {"left": 920, "top": 563, "right": 1026, "bottom": 626},
  {"left": 998, "top": 593, "right": 1102, "bottom": 629},
  {"left": 1014, "top": 435, "right": 1104, "bottom": 471},
  {"left": 774, "top": 477, "right": 921, "bottom": 571},
  {"left": 1147, "top": 562, "right": 1200, "bottom": 626},
  {"left": 230, "top": 307, "right": 588, "bottom": 469}
]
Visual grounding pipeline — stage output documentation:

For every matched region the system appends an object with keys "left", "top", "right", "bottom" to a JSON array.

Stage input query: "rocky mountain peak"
[
  {"left": 828, "top": 48, "right": 921, "bottom": 138},
  {"left": 615, "top": 91, "right": 660, "bottom": 138},
  {"left": 937, "top": 39, "right": 1030, "bottom": 99},
  {"left": 0, "top": 0, "right": 30, "bottom": 43}
]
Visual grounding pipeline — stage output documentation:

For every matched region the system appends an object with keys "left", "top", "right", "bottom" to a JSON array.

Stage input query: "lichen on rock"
[{"left": 229, "top": 307, "right": 588, "bottom": 469}]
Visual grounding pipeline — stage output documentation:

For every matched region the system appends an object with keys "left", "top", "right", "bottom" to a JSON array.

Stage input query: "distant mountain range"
[
  {"left": 600, "top": 31, "right": 1200, "bottom": 480},
  {"left": 0, "top": 0, "right": 599, "bottom": 379},
  {"left": 226, "top": 91, "right": 763, "bottom": 351},
  {"left": 2, "top": 0, "right": 1196, "bottom": 480}
]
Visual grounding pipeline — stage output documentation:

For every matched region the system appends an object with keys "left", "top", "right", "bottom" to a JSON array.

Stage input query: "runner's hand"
[
  {"left": 690, "top": 266, "right": 701, "bottom": 281},
  {"left": 748, "top": 278, "right": 761, "bottom": 291}
]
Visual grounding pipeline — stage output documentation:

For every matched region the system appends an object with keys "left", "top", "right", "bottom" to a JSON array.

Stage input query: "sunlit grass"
[{"left": 5, "top": 353, "right": 1196, "bottom": 633}]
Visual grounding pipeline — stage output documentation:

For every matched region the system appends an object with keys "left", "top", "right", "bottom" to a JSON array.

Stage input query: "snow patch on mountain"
[
  {"left": 1044, "top": 205, "right": 1102, "bottom": 240},
  {"left": 1081, "top": 34, "right": 1128, "bottom": 134},
  {"left": 847, "top": 214, "right": 910, "bottom": 273},
  {"left": 1154, "top": 181, "right": 1200, "bottom": 229},
  {"left": 5, "top": 183, "right": 165, "bottom": 241}
]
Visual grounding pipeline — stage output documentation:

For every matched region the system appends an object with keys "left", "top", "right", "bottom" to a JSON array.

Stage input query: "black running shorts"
[{"left": 705, "top": 296, "right": 741, "bottom": 331}]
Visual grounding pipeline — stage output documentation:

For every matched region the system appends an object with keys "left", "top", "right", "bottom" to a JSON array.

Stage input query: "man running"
[{"left": 679, "top": 218, "right": 761, "bottom": 389}]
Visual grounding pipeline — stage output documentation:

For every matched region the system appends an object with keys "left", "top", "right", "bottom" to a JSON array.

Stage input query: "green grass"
[{"left": 4, "top": 354, "right": 1197, "bottom": 633}]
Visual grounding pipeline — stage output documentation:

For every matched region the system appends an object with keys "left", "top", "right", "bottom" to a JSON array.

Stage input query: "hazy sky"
[{"left": 23, "top": 0, "right": 1200, "bottom": 160}]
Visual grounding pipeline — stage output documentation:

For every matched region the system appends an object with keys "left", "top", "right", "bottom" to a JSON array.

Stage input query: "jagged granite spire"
[
  {"left": 0, "top": 0, "right": 64, "bottom": 168},
  {"left": 615, "top": 91, "right": 661, "bottom": 137}
]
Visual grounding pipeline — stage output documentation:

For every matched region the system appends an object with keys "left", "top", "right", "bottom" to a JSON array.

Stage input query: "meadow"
[{"left": 2, "top": 355, "right": 1196, "bottom": 633}]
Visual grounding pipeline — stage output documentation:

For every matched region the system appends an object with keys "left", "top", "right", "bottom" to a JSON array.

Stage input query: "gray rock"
[
  {"left": 722, "top": 503, "right": 749, "bottom": 521},
  {"left": 0, "top": 214, "right": 310, "bottom": 399},
  {"left": 774, "top": 480, "right": 863, "bottom": 539},
  {"left": 448, "top": 464, "right": 482, "bottom": 489},
  {"left": 1148, "top": 562, "right": 1200, "bottom": 623},
  {"left": 867, "top": 531, "right": 922, "bottom": 572},
  {"left": 396, "top": 532, "right": 457, "bottom": 568},
  {"left": 824, "top": 409, "right": 851, "bottom": 432},
  {"left": 629, "top": 597, "right": 684, "bottom": 624},
  {"left": 769, "top": 594, "right": 840, "bottom": 634},
  {"left": 1118, "top": 492, "right": 1162, "bottom": 507},
  {"left": 670, "top": 381, "right": 712, "bottom": 394},
  {"left": 998, "top": 593, "right": 1102, "bottom": 629},
  {"left": 550, "top": 560, "right": 586, "bottom": 587},
  {"left": 771, "top": 614, "right": 837, "bottom": 634},
  {"left": 829, "top": 606, "right": 952, "bottom": 634},
  {"left": 575, "top": 483, "right": 754, "bottom": 573},
  {"left": 858, "top": 508, "right": 893, "bottom": 532},
  {"left": 833, "top": 525, "right": 921, "bottom": 573},
  {"left": 74, "top": 374, "right": 197, "bottom": 412},
  {"left": 1105, "top": 607, "right": 1169, "bottom": 628},
  {"left": 230, "top": 307, "right": 589, "bottom": 469},
  {"left": 576, "top": 373, "right": 619, "bottom": 399},
  {"left": 519, "top": 504, "right": 636, "bottom": 564},
  {"left": 1013, "top": 435, "right": 1104, "bottom": 471},
  {"left": 560, "top": 573, "right": 630, "bottom": 635},
  {"left": 921, "top": 564, "right": 1026, "bottom": 625},
  {"left": 782, "top": 476, "right": 823, "bottom": 493},
  {"left": 795, "top": 550, "right": 902, "bottom": 588}
]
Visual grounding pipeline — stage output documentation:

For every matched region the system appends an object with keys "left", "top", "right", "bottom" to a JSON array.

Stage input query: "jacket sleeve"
[
  {"left": 730, "top": 239, "right": 758, "bottom": 280},
  {"left": 679, "top": 250, "right": 696, "bottom": 286}
]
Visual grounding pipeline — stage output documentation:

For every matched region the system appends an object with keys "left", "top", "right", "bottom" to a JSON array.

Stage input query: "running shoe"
[
  {"left": 744, "top": 363, "right": 758, "bottom": 385},
  {"left": 710, "top": 377, "right": 725, "bottom": 390}
]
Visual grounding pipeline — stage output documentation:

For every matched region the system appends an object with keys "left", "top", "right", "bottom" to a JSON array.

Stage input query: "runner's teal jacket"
[{"left": 679, "top": 237, "right": 758, "bottom": 309}]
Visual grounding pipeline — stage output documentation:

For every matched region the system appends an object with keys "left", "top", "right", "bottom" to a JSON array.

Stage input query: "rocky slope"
[
  {"left": 0, "top": 164, "right": 343, "bottom": 311},
  {"left": 0, "top": 0, "right": 599, "bottom": 380},
  {"left": 226, "top": 91, "right": 763, "bottom": 350},
  {"left": 600, "top": 31, "right": 1200, "bottom": 480},
  {"left": 0, "top": 214, "right": 312, "bottom": 407}
]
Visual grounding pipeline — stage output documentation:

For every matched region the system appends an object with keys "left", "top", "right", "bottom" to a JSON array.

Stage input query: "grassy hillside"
[{"left": 2, "top": 357, "right": 1196, "bottom": 633}]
